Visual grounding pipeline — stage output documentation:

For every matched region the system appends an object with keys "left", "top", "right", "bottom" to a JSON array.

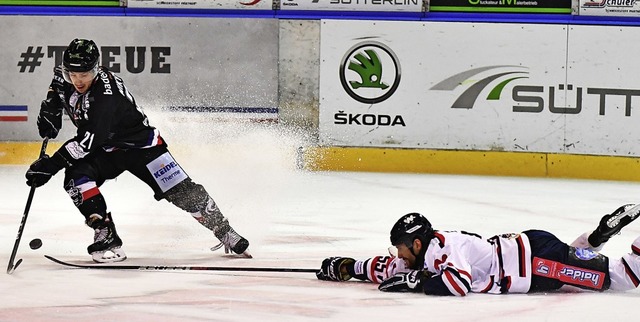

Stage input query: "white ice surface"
[{"left": 1, "top": 122, "right": 639, "bottom": 321}]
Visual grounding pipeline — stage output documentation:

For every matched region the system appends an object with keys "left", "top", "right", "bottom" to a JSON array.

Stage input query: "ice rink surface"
[{"left": 1, "top": 120, "right": 639, "bottom": 321}]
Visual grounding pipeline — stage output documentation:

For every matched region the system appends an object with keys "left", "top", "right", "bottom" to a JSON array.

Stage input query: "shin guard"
[
  {"left": 65, "top": 177, "right": 108, "bottom": 221},
  {"left": 164, "top": 179, "right": 230, "bottom": 237}
]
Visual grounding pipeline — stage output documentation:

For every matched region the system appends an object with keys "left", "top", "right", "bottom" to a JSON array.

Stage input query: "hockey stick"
[
  {"left": 7, "top": 138, "right": 49, "bottom": 274},
  {"left": 45, "top": 255, "right": 318, "bottom": 273}
]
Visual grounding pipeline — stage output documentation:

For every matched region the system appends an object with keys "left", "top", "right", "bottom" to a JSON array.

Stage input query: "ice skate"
[
  {"left": 86, "top": 213, "right": 127, "bottom": 263},
  {"left": 211, "top": 227, "right": 252, "bottom": 258},
  {"left": 588, "top": 204, "right": 640, "bottom": 248}
]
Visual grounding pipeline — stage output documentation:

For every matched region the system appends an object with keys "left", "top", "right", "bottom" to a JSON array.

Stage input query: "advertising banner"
[
  {"left": 127, "top": 0, "right": 273, "bottom": 10},
  {"left": 319, "top": 20, "right": 640, "bottom": 156},
  {"left": 279, "top": 0, "right": 424, "bottom": 12},
  {"left": 0, "top": 16, "right": 279, "bottom": 140},
  {"left": 428, "top": 0, "right": 571, "bottom": 13},
  {"left": 575, "top": 0, "right": 640, "bottom": 17},
  {"left": 0, "top": 0, "right": 119, "bottom": 5}
]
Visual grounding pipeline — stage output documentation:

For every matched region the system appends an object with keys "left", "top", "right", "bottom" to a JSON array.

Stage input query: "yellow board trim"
[
  {"left": 0, "top": 141, "right": 62, "bottom": 165},
  {"left": 301, "top": 146, "right": 640, "bottom": 182},
  {"left": 3, "top": 142, "right": 639, "bottom": 182}
]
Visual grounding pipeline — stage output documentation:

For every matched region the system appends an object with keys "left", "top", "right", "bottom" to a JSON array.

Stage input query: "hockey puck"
[{"left": 29, "top": 238, "right": 42, "bottom": 250}]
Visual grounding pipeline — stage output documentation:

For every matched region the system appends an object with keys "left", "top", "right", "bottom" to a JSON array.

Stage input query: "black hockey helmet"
[
  {"left": 63, "top": 38, "right": 99, "bottom": 72},
  {"left": 62, "top": 39, "right": 100, "bottom": 79},
  {"left": 390, "top": 212, "right": 434, "bottom": 247}
]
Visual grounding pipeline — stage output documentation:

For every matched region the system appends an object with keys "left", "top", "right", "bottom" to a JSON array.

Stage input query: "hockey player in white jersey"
[{"left": 316, "top": 204, "right": 640, "bottom": 295}]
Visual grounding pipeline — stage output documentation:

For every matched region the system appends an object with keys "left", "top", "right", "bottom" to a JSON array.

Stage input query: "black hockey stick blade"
[
  {"left": 44, "top": 255, "right": 317, "bottom": 273},
  {"left": 7, "top": 138, "right": 49, "bottom": 274},
  {"left": 7, "top": 259, "right": 23, "bottom": 275}
]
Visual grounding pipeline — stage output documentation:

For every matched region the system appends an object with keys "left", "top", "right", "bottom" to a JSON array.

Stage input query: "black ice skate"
[
  {"left": 588, "top": 204, "right": 640, "bottom": 248},
  {"left": 211, "top": 226, "right": 251, "bottom": 258},
  {"left": 86, "top": 213, "right": 127, "bottom": 263}
]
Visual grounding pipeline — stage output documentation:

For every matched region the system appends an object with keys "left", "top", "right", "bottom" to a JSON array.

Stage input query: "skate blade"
[
  {"left": 609, "top": 206, "right": 640, "bottom": 228},
  {"left": 210, "top": 243, "right": 252, "bottom": 258},
  {"left": 241, "top": 250, "right": 253, "bottom": 259},
  {"left": 219, "top": 249, "right": 253, "bottom": 259}
]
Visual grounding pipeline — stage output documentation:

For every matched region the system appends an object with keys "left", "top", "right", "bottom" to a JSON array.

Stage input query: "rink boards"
[
  {"left": 3, "top": 17, "right": 640, "bottom": 181},
  {"left": 300, "top": 146, "right": 640, "bottom": 181},
  {"left": 310, "top": 20, "right": 640, "bottom": 180},
  {"left": 318, "top": 20, "right": 640, "bottom": 157}
]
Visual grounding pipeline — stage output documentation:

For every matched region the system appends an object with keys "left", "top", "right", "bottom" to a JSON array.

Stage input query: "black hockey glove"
[
  {"left": 316, "top": 257, "right": 355, "bottom": 281},
  {"left": 378, "top": 270, "right": 432, "bottom": 293},
  {"left": 37, "top": 98, "right": 62, "bottom": 139},
  {"left": 25, "top": 155, "right": 63, "bottom": 187}
]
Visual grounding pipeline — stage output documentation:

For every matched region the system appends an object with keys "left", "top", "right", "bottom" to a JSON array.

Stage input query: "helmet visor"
[{"left": 62, "top": 65, "right": 98, "bottom": 84}]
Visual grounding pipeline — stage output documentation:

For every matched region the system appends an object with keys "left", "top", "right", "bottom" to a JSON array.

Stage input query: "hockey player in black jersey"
[{"left": 25, "top": 38, "right": 250, "bottom": 262}]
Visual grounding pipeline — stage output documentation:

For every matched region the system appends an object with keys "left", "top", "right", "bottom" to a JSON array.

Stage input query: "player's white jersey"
[
  {"left": 352, "top": 231, "right": 532, "bottom": 296},
  {"left": 422, "top": 231, "right": 532, "bottom": 295}
]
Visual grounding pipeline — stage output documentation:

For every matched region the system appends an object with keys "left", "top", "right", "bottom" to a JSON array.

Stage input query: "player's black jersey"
[{"left": 47, "top": 66, "right": 163, "bottom": 165}]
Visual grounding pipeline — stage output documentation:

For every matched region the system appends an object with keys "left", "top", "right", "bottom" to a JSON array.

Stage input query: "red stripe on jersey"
[
  {"left": 82, "top": 187, "right": 100, "bottom": 200},
  {"left": 434, "top": 232, "right": 446, "bottom": 247},
  {"left": 458, "top": 268, "right": 472, "bottom": 281},
  {"left": 504, "top": 276, "right": 512, "bottom": 291},
  {"left": 622, "top": 258, "right": 640, "bottom": 287},
  {"left": 480, "top": 276, "right": 494, "bottom": 293},
  {"left": 385, "top": 256, "right": 394, "bottom": 275},
  {"left": 516, "top": 235, "right": 527, "bottom": 277},
  {"left": 369, "top": 256, "right": 380, "bottom": 283},
  {"left": 494, "top": 240, "right": 505, "bottom": 280},
  {"left": 444, "top": 270, "right": 467, "bottom": 296},
  {"left": 632, "top": 244, "right": 640, "bottom": 256}
]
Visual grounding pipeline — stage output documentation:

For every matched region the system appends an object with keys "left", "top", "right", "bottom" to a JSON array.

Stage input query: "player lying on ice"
[
  {"left": 24, "top": 38, "right": 250, "bottom": 263},
  {"left": 316, "top": 205, "right": 640, "bottom": 295}
]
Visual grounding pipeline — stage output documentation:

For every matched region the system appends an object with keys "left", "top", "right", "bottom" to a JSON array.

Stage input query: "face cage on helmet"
[{"left": 62, "top": 64, "right": 99, "bottom": 84}]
